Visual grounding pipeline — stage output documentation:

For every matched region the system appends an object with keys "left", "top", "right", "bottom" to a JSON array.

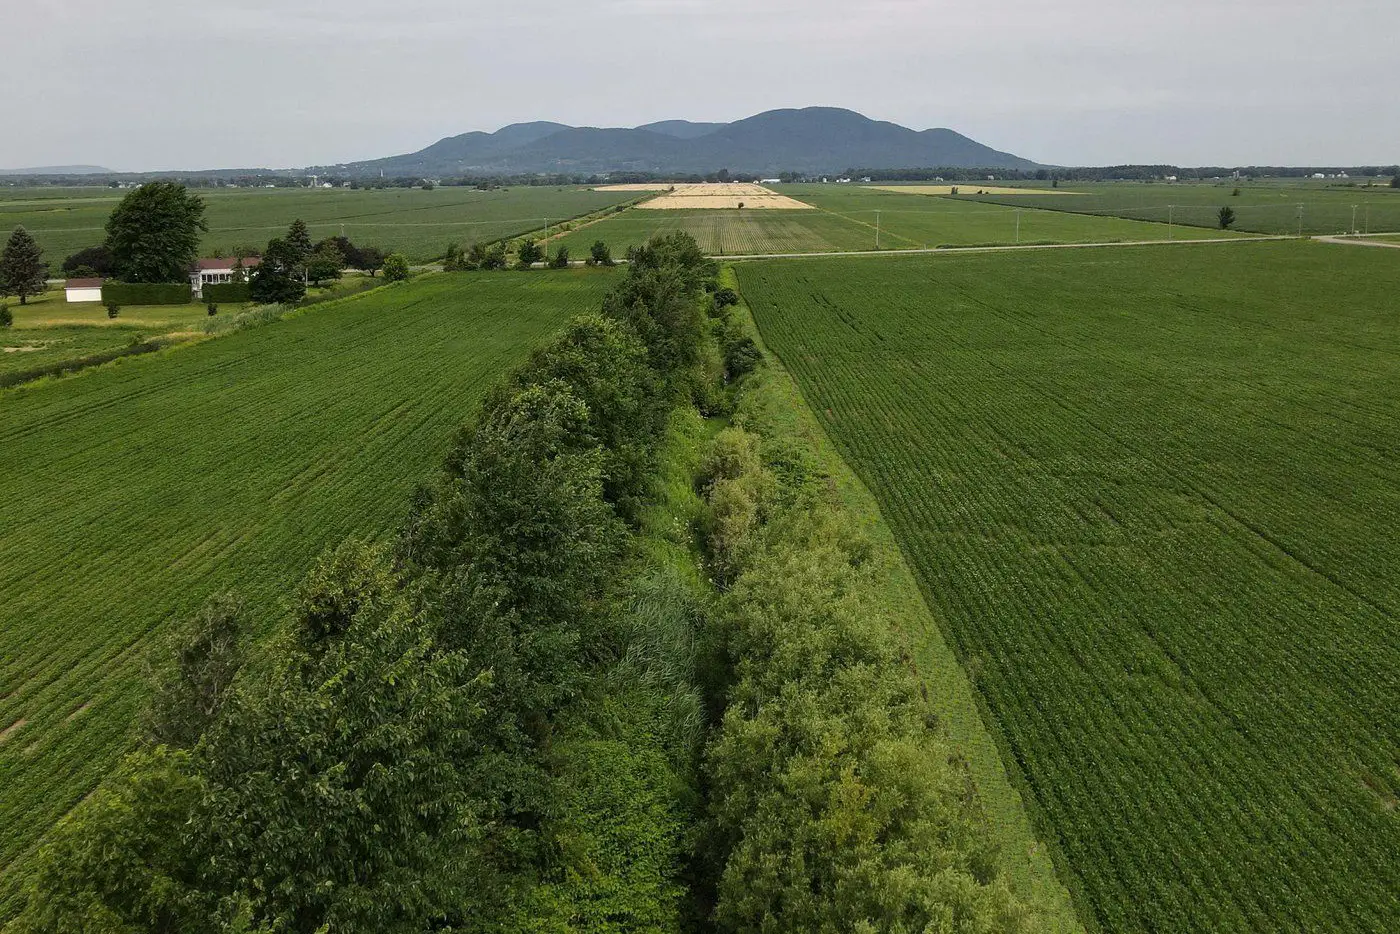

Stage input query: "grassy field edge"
[{"left": 722, "top": 264, "right": 1084, "bottom": 933}]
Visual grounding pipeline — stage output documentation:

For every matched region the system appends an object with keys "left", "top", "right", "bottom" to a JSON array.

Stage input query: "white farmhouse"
[
  {"left": 65, "top": 277, "right": 104, "bottom": 303},
  {"left": 189, "top": 257, "right": 260, "bottom": 299}
]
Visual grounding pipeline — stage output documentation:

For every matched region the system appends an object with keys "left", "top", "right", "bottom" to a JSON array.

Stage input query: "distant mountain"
[
  {"left": 0, "top": 165, "right": 112, "bottom": 176},
  {"left": 637, "top": 120, "right": 728, "bottom": 140},
  {"left": 324, "top": 108, "right": 1038, "bottom": 177}
]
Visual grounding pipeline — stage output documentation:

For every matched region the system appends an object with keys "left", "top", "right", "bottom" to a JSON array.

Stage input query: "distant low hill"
[
  {"left": 323, "top": 107, "right": 1039, "bottom": 177},
  {"left": 0, "top": 165, "right": 112, "bottom": 176}
]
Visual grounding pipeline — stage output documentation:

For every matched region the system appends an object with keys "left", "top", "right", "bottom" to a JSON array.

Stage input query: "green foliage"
[
  {"left": 284, "top": 218, "right": 313, "bottom": 262},
  {"left": 0, "top": 303, "right": 11, "bottom": 328},
  {"left": 381, "top": 252, "right": 410, "bottom": 282},
  {"left": 200, "top": 281, "right": 250, "bottom": 303},
  {"left": 100, "top": 281, "right": 191, "bottom": 305},
  {"left": 354, "top": 244, "right": 386, "bottom": 275},
  {"left": 143, "top": 595, "right": 245, "bottom": 749},
  {"left": 104, "top": 182, "right": 207, "bottom": 282},
  {"left": 550, "top": 245, "right": 570, "bottom": 268},
  {"left": 493, "top": 314, "right": 663, "bottom": 520},
  {"left": 61, "top": 245, "right": 115, "bottom": 277},
  {"left": 0, "top": 227, "right": 48, "bottom": 305},
  {"left": 442, "top": 241, "right": 466, "bottom": 271},
  {"left": 304, "top": 239, "right": 344, "bottom": 285},
  {"left": 248, "top": 237, "right": 307, "bottom": 304},
  {"left": 105, "top": 301, "right": 120, "bottom": 319},
  {"left": 294, "top": 540, "right": 396, "bottom": 646},
  {"left": 698, "top": 423, "right": 1029, "bottom": 934},
  {"left": 11, "top": 748, "right": 209, "bottom": 934},
  {"left": 1391, "top": 173, "right": 1399, "bottom": 188},
  {"left": 516, "top": 238, "right": 544, "bottom": 269},
  {"left": 601, "top": 232, "right": 712, "bottom": 397},
  {"left": 589, "top": 239, "right": 614, "bottom": 266},
  {"left": 206, "top": 302, "right": 218, "bottom": 316},
  {"left": 1218, "top": 205, "right": 1237, "bottom": 229}
]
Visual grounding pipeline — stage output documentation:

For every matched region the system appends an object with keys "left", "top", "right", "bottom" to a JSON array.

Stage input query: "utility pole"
[
  {"left": 543, "top": 217, "right": 548, "bottom": 262},
  {"left": 875, "top": 210, "right": 880, "bottom": 249},
  {"left": 1015, "top": 209, "right": 1021, "bottom": 244},
  {"left": 1168, "top": 205, "right": 1174, "bottom": 240},
  {"left": 1351, "top": 204, "right": 1358, "bottom": 235},
  {"left": 1297, "top": 203, "right": 1305, "bottom": 238}
]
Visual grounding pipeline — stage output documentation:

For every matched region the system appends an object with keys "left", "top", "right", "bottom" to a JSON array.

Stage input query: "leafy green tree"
[
  {"left": 355, "top": 245, "right": 386, "bottom": 276},
  {"left": 550, "top": 245, "right": 570, "bottom": 269},
  {"left": 1391, "top": 173, "right": 1399, "bottom": 189},
  {"left": 144, "top": 595, "right": 246, "bottom": 749},
  {"left": 305, "top": 240, "right": 344, "bottom": 285},
  {"left": 105, "top": 301, "right": 120, "bottom": 319},
  {"left": 284, "top": 218, "right": 313, "bottom": 263},
  {"left": 589, "top": 239, "right": 614, "bottom": 266},
  {"left": 104, "top": 182, "right": 207, "bottom": 282},
  {"left": 443, "top": 241, "right": 465, "bottom": 271},
  {"left": 471, "top": 242, "right": 507, "bottom": 270},
  {"left": 0, "top": 227, "right": 48, "bottom": 305},
  {"left": 0, "top": 303, "right": 11, "bottom": 328},
  {"left": 516, "top": 239, "right": 544, "bottom": 269},
  {"left": 381, "top": 252, "right": 410, "bottom": 282},
  {"left": 1218, "top": 206, "right": 1237, "bottom": 229},
  {"left": 248, "top": 237, "right": 306, "bottom": 304},
  {"left": 61, "top": 245, "right": 116, "bottom": 277}
]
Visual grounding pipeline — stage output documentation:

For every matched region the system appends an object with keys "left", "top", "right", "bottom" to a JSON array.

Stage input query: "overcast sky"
[{"left": 4, "top": 0, "right": 1396, "bottom": 171}]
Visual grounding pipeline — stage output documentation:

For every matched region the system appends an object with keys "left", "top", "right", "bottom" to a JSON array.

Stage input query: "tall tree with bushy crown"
[
  {"left": 0, "top": 227, "right": 48, "bottom": 305},
  {"left": 104, "top": 182, "right": 207, "bottom": 282}
]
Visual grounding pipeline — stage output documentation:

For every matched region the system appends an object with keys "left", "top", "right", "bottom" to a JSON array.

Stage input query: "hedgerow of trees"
[{"left": 12, "top": 234, "right": 1027, "bottom": 934}]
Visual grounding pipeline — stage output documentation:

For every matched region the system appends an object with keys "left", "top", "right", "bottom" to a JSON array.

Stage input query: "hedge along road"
[{"left": 0, "top": 268, "right": 620, "bottom": 917}]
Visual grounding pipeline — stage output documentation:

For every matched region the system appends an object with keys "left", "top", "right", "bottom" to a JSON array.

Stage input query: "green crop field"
[
  {"left": 0, "top": 269, "right": 616, "bottom": 915},
  {"left": 954, "top": 179, "right": 1400, "bottom": 236},
  {"left": 736, "top": 242, "right": 1400, "bottom": 934},
  {"left": 0, "top": 185, "right": 637, "bottom": 264},
  {"left": 780, "top": 184, "right": 1242, "bottom": 247},
  {"left": 552, "top": 187, "right": 1238, "bottom": 258}
]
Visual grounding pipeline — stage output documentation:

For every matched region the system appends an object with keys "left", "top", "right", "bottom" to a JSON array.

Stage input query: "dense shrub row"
[
  {"left": 13, "top": 234, "right": 717, "bottom": 934},
  {"left": 100, "top": 281, "right": 191, "bottom": 305},
  {"left": 695, "top": 312, "right": 1033, "bottom": 932},
  {"left": 200, "top": 282, "right": 250, "bottom": 303}
]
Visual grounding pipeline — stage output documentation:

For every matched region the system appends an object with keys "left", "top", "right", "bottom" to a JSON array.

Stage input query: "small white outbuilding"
[{"left": 65, "top": 278, "right": 104, "bottom": 303}]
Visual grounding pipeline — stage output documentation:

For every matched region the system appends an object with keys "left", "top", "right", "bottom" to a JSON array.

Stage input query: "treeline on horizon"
[
  {"left": 10, "top": 233, "right": 1030, "bottom": 933},
  {"left": 8, "top": 163, "right": 1400, "bottom": 189}
]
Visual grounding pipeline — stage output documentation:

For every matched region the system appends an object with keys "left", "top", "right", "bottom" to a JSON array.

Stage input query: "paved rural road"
[{"left": 1313, "top": 235, "right": 1400, "bottom": 249}]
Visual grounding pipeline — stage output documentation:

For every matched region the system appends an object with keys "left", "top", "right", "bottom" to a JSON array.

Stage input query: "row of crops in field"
[
  {"left": 735, "top": 242, "right": 1400, "bottom": 934},
  {"left": 0, "top": 185, "right": 637, "bottom": 262},
  {"left": 782, "top": 185, "right": 1241, "bottom": 247},
  {"left": 0, "top": 269, "right": 616, "bottom": 913},
  {"left": 953, "top": 180, "right": 1400, "bottom": 235},
  {"left": 553, "top": 190, "right": 1240, "bottom": 259}
]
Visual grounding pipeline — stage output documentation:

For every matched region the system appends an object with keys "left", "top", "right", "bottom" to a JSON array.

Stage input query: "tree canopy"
[
  {"left": 0, "top": 227, "right": 48, "bottom": 305},
  {"left": 104, "top": 183, "right": 207, "bottom": 283}
]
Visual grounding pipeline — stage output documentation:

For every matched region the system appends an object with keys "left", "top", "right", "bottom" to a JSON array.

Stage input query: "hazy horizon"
[{"left": 5, "top": 0, "right": 1396, "bottom": 172}]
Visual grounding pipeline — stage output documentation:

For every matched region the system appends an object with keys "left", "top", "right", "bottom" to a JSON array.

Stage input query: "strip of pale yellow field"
[
  {"left": 607, "top": 183, "right": 814, "bottom": 210},
  {"left": 865, "top": 185, "right": 1086, "bottom": 196}
]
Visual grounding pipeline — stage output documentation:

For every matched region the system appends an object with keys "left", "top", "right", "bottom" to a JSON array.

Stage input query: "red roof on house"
[
  {"left": 193, "top": 257, "right": 260, "bottom": 270},
  {"left": 66, "top": 278, "right": 105, "bottom": 289}
]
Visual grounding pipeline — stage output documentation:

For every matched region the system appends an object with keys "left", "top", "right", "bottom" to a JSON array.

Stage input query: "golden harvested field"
[
  {"left": 592, "top": 184, "right": 675, "bottom": 191},
  {"left": 634, "top": 183, "right": 814, "bottom": 210},
  {"left": 866, "top": 185, "right": 1085, "bottom": 196}
]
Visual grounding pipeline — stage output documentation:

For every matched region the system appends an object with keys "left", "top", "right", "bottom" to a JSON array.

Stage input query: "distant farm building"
[
  {"left": 65, "top": 278, "right": 104, "bottom": 303},
  {"left": 190, "top": 257, "right": 259, "bottom": 298}
]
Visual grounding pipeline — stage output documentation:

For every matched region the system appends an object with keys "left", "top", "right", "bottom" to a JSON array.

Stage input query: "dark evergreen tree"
[
  {"left": 285, "top": 219, "right": 313, "bottom": 263},
  {"left": 0, "top": 227, "right": 48, "bottom": 305},
  {"left": 248, "top": 238, "right": 306, "bottom": 304}
]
